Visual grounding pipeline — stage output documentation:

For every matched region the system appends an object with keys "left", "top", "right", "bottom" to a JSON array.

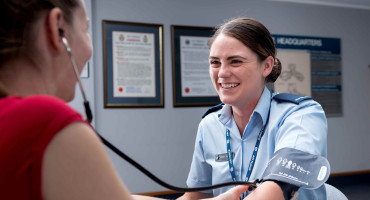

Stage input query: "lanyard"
[{"left": 226, "top": 109, "right": 270, "bottom": 182}]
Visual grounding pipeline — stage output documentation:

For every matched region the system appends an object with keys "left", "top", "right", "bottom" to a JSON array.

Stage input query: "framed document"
[
  {"left": 103, "top": 20, "right": 164, "bottom": 108},
  {"left": 171, "top": 25, "right": 220, "bottom": 107}
]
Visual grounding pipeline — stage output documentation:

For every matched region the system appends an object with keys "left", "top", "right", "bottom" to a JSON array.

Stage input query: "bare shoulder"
[{"left": 42, "top": 122, "right": 133, "bottom": 200}]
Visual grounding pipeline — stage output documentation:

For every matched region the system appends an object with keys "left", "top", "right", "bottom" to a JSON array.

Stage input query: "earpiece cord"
[{"left": 64, "top": 37, "right": 93, "bottom": 123}]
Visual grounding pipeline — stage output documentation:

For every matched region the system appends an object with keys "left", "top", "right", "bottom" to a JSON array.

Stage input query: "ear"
[
  {"left": 262, "top": 56, "right": 274, "bottom": 78},
  {"left": 47, "top": 8, "right": 68, "bottom": 53}
]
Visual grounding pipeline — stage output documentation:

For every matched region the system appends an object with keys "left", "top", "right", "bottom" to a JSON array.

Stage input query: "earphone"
[
  {"left": 59, "top": 28, "right": 72, "bottom": 55},
  {"left": 58, "top": 28, "right": 64, "bottom": 37}
]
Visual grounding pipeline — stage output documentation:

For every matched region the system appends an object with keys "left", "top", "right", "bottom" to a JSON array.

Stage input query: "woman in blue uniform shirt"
[{"left": 179, "top": 18, "right": 328, "bottom": 200}]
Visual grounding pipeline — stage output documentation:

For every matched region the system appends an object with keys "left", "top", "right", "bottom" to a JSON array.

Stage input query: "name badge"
[{"left": 215, "top": 152, "right": 234, "bottom": 162}]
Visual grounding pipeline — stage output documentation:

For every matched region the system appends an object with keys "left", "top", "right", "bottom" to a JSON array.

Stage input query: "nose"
[{"left": 218, "top": 63, "right": 231, "bottom": 78}]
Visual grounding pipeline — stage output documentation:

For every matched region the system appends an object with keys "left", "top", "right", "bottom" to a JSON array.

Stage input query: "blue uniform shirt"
[{"left": 186, "top": 87, "right": 328, "bottom": 199}]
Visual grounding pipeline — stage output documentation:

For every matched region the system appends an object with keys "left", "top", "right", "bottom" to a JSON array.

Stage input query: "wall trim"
[
  {"left": 330, "top": 169, "right": 370, "bottom": 177},
  {"left": 269, "top": 0, "right": 370, "bottom": 10},
  {"left": 327, "top": 169, "right": 370, "bottom": 186}
]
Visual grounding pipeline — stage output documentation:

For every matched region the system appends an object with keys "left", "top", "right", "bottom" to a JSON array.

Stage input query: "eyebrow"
[{"left": 209, "top": 55, "right": 247, "bottom": 60}]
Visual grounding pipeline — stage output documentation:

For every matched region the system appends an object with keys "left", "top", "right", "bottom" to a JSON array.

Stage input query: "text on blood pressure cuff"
[{"left": 261, "top": 148, "right": 330, "bottom": 189}]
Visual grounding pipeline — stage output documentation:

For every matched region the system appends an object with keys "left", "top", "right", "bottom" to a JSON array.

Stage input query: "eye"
[
  {"left": 230, "top": 59, "right": 243, "bottom": 64},
  {"left": 210, "top": 60, "right": 221, "bottom": 66}
]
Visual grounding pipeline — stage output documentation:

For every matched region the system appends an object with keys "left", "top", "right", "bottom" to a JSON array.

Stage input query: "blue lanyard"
[{"left": 226, "top": 110, "right": 270, "bottom": 182}]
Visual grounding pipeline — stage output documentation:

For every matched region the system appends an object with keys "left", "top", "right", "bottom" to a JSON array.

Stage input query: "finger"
[{"left": 231, "top": 185, "right": 250, "bottom": 195}]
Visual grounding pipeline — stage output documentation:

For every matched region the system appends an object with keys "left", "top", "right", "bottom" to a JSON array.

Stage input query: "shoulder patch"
[
  {"left": 202, "top": 103, "right": 224, "bottom": 118},
  {"left": 272, "top": 93, "right": 312, "bottom": 104}
]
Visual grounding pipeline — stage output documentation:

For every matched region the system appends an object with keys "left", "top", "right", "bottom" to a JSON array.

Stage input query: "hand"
[{"left": 208, "top": 186, "right": 250, "bottom": 200}]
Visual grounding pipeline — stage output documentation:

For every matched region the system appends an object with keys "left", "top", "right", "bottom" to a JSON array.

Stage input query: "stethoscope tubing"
[{"left": 96, "top": 129, "right": 259, "bottom": 192}]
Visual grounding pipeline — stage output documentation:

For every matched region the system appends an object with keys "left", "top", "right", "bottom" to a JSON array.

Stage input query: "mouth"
[{"left": 219, "top": 83, "right": 240, "bottom": 89}]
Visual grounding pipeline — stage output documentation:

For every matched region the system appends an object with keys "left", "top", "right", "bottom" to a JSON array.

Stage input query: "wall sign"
[{"left": 272, "top": 34, "right": 342, "bottom": 116}]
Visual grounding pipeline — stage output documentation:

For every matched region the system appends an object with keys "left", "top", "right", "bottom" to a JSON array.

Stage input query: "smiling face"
[{"left": 209, "top": 34, "right": 271, "bottom": 109}]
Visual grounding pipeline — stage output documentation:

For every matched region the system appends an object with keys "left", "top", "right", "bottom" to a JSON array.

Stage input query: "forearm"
[
  {"left": 177, "top": 192, "right": 213, "bottom": 200},
  {"left": 132, "top": 195, "right": 166, "bottom": 200},
  {"left": 132, "top": 195, "right": 164, "bottom": 200},
  {"left": 243, "top": 181, "right": 284, "bottom": 200}
]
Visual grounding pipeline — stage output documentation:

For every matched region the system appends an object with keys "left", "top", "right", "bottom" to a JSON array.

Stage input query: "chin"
[
  {"left": 62, "top": 91, "right": 75, "bottom": 102},
  {"left": 67, "top": 94, "right": 75, "bottom": 102},
  {"left": 65, "top": 97, "right": 74, "bottom": 103},
  {"left": 219, "top": 97, "right": 234, "bottom": 105}
]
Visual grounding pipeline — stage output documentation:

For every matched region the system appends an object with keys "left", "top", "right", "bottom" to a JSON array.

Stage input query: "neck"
[
  {"left": 232, "top": 88, "right": 265, "bottom": 137},
  {"left": 0, "top": 59, "right": 52, "bottom": 97},
  {"left": 0, "top": 82, "right": 8, "bottom": 97},
  {"left": 232, "top": 105, "right": 255, "bottom": 137}
]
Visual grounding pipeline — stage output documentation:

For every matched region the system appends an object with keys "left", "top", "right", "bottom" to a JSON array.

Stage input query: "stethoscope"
[{"left": 61, "top": 30, "right": 260, "bottom": 193}]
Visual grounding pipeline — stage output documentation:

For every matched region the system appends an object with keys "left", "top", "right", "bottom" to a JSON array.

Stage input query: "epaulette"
[
  {"left": 272, "top": 93, "right": 312, "bottom": 104},
  {"left": 202, "top": 103, "right": 224, "bottom": 118}
]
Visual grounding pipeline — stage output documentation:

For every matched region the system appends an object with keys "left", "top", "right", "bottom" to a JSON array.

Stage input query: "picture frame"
[
  {"left": 103, "top": 20, "right": 164, "bottom": 108},
  {"left": 80, "top": 62, "right": 89, "bottom": 78},
  {"left": 171, "top": 25, "right": 220, "bottom": 107}
]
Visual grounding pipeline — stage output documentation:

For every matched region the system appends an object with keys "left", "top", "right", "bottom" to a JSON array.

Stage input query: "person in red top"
[{"left": 0, "top": 0, "right": 249, "bottom": 199}]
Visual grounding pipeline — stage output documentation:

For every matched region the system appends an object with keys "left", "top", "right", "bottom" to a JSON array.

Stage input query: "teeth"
[{"left": 221, "top": 83, "right": 239, "bottom": 88}]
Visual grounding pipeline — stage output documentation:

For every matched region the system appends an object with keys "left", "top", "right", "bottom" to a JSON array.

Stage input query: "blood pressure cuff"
[
  {"left": 269, "top": 180, "right": 299, "bottom": 200},
  {"left": 261, "top": 148, "right": 330, "bottom": 190}
]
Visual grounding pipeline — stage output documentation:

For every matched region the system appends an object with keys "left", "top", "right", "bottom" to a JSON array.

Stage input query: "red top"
[{"left": 0, "top": 95, "right": 87, "bottom": 200}]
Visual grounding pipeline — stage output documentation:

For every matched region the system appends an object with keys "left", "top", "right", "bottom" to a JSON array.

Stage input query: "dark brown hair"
[
  {"left": 210, "top": 18, "right": 281, "bottom": 83},
  {"left": 0, "top": 0, "right": 80, "bottom": 64}
]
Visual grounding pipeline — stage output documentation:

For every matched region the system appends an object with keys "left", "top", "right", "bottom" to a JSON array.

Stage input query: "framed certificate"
[
  {"left": 171, "top": 25, "right": 220, "bottom": 107},
  {"left": 103, "top": 20, "right": 164, "bottom": 108}
]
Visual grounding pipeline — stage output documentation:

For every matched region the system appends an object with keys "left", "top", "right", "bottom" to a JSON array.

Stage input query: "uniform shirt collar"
[
  {"left": 218, "top": 86, "right": 271, "bottom": 127},
  {"left": 254, "top": 86, "right": 271, "bottom": 126}
]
